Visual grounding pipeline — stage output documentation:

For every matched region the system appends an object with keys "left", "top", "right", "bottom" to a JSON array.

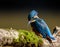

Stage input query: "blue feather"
[{"left": 32, "top": 18, "right": 55, "bottom": 40}]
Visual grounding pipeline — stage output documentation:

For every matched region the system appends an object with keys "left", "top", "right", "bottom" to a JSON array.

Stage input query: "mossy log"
[
  {"left": 0, "top": 26, "right": 60, "bottom": 47},
  {"left": 0, "top": 28, "right": 43, "bottom": 47}
]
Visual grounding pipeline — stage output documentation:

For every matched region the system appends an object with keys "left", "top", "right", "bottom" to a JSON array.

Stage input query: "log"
[
  {"left": 43, "top": 26, "right": 60, "bottom": 47},
  {"left": 0, "top": 28, "right": 43, "bottom": 47}
]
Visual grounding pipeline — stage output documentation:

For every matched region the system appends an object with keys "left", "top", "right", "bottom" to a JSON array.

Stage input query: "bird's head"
[{"left": 28, "top": 10, "right": 39, "bottom": 24}]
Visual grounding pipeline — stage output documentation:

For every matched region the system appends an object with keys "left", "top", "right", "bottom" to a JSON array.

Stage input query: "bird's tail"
[{"left": 49, "top": 35, "right": 55, "bottom": 40}]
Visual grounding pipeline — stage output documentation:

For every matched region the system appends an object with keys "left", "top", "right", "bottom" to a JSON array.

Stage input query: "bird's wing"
[
  {"left": 36, "top": 19, "right": 54, "bottom": 39},
  {"left": 39, "top": 19, "right": 52, "bottom": 35},
  {"left": 36, "top": 19, "right": 55, "bottom": 40},
  {"left": 34, "top": 19, "right": 47, "bottom": 38},
  {"left": 36, "top": 19, "right": 47, "bottom": 30}
]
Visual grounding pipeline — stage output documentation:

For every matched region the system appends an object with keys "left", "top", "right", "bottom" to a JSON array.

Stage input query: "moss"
[{"left": 13, "top": 30, "right": 43, "bottom": 47}]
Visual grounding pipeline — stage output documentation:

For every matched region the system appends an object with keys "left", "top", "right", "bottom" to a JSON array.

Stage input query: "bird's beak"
[{"left": 28, "top": 21, "right": 31, "bottom": 25}]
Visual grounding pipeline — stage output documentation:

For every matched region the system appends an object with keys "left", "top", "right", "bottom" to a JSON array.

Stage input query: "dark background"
[
  {"left": 0, "top": 0, "right": 60, "bottom": 32},
  {"left": 0, "top": 0, "right": 59, "bottom": 10}
]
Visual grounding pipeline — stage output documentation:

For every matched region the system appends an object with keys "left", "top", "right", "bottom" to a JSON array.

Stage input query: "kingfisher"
[{"left": 28, "top": 10, "right": 55, "bottom": 44}]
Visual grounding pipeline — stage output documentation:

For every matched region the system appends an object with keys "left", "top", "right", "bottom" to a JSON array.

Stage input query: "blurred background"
[{"left": 0, "top": 0, "right": 60, "bottom": 32}]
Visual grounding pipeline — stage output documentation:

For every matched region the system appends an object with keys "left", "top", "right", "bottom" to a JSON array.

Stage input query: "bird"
[{"left": 28, "top": 10, "right": 55, "bottom": 45}]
